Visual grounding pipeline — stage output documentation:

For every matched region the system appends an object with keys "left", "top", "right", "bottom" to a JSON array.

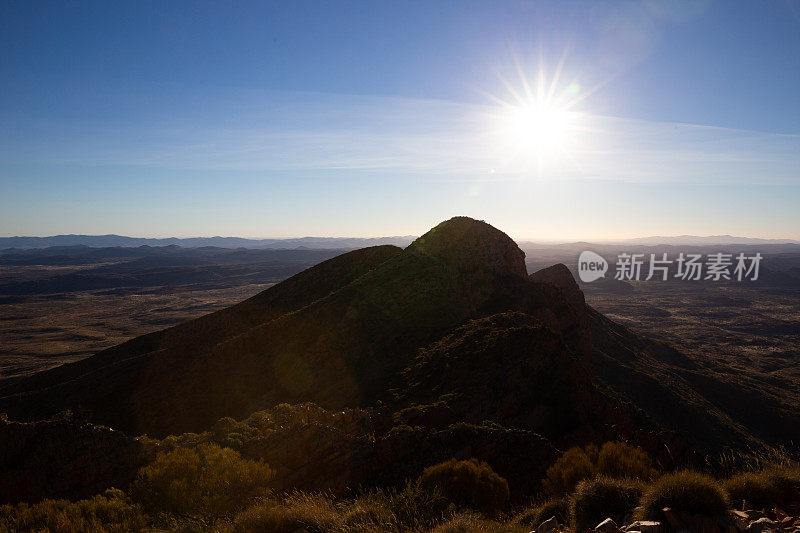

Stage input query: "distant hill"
[
  {"left": 4, "top": 233, "right": 797, "bottom": 251},
  {"left": 0, "top": 234, "right": 416, "bottom": 250},
  {"left": 617, "top": 235, "right": 800, "bottom": 245}
]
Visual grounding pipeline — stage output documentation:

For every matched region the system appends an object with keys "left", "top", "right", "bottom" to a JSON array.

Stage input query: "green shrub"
[
  {"left": 513, "top": 498, "right": 569, "bottom": 527},
  {"left": 131, "top": 442, "right": 273, "bottom": 523},
  {"left": 723, "top": 466, "right": 800, "bottom": 509},
  {"left": 543, "top": 445, "right": 597, "bottom": 496},
  {"left": 597, "top": 441, "right": 657, "bottom": 480},
  {"left": 0, "top": 488, "right": 146, "bottom": 533},
  {"left": 636, "top": 471, "right": 729, "bottom": 521},
  {"left": 418, "top": 458, "right": 510, "bottom": 516},
  {"left": 571, "top": 477, "right": 643, "bottom": 533}
]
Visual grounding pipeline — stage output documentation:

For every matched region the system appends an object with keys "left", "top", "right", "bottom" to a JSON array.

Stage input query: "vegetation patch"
[
  {"left": 418, "top": 458, "right": 510, "bottom": 516},
  {"left": 723, "top": 465, "right": 800, "bottom": 509},
  {"left": 570, "top": 477, "right": 644, "bottom": 533},
  {"left": 0, "top": 488, "right": 145, "bottom": 533},
  {"left": 130, "top": 443, "right": 274, "bottom": 525},
  {"left": 636, "top": 471, "right": 729, "bottom": 521},
  {"left": 543, "top": 441, "right": 656, "bottom": 496}
]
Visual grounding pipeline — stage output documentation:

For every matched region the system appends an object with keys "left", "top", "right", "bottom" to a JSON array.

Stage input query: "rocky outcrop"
[
  {"left": 531, "top": 263, "right": 585, "bottom": 309},
  {"left": 396, "top": 312, "right": 601, "bottom": 443},
  {"left": 580, "top": 506, "right": 800, "bottom": 533}
]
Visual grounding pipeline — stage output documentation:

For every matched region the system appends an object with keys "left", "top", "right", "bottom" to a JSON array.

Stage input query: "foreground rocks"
[{"left": 574, "top": 504, "right": 800, "bottom": 533}]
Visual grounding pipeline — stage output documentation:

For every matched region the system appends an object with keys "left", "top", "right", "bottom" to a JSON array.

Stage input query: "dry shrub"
[
  {"left": 379, "top": 481, "right": 452, "bottom": 530},
  {"left": 542, "top": 445, "right": 597, "bottom": 496},
  {"left": 131, "top": 442, "right": 273, "bottom": 523},
  {"left": 232, "top": 493, "right": 341, "bottom": 533},
  {"left": 418, "top": 458, "right": 510, "bottom": 516},
  {"left": 340, "top": 495, "right": 396, "bottom": 531},
  {"left": 544, "top": 442, "right": 656, "bottom": 496},
  {"left": 570, "top": 477, "right": 643, "bottom": 533},
  {"left": 597, "top": 441, "right": 658, "bottom": 480},
  {"left": 0, "top": 488, "right": 146, "bottom": 533},
  {"left": 636, "top": 471, "right": 729, "bottom": 521}
]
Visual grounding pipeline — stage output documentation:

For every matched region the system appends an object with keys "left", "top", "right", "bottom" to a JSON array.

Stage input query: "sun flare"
[
  {"left": 482, "top": 53, "right": 598, "bottom": 174},
  {"left": 506, "top": 102, "right": 572, "bottom": 153}
]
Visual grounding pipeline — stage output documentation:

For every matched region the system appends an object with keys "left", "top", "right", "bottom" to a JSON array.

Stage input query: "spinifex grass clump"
[
  {"left": 636, "top": 471, "right": 729, "bottom": 520},
  {"left": 570, "top": 477, "right": 643, "bottom": 533},
  {"left": 723, "top": 465, "right": 800, "bottom": 509}
]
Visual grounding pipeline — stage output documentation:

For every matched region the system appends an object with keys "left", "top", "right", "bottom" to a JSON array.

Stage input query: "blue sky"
[{"left": 1, "top": 0, "right": 799, "bottom": 240}]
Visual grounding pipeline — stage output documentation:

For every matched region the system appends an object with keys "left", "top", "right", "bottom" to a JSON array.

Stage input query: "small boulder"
[
  {"left": 625, "top": 521, "right": 664, "bottom": 533},
  {"left": 746, "top": 517, "right": 777, "bottom": 533},
  {"left": 731, "top": 510, "right": 750, "bottom": 531},
  {"left": 595, "top": 518, "right": 622, "bottom": 533}
]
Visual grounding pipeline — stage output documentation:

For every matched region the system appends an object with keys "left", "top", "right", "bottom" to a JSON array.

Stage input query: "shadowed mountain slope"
[
  {"left": 0, "top": 244, "right": 403, "bottom": 432},
  {"left": 0, "top": 218, "right": 534, "bottom": 435},
  {"left": 588, "top": 307, "right": 797, "bottom": 450}
]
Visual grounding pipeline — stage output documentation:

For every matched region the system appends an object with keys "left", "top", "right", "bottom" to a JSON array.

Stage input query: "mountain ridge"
[
  {"left": 3, "top": 233, "right": 799, "bottom": 251},
  {"left": 0, "top": 234, "right": 416, "bottom": 250},
  {"left": 0, "top": 217, "right": 796, "bottom": 458}
]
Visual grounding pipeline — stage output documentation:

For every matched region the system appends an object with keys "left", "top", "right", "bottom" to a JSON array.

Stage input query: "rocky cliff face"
[{"left": 530, "top": 263, "right": 586, "bottom": 309}]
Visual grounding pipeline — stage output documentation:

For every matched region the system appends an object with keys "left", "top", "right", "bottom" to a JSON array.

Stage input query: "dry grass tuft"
[
  {"left": 636, "top": 471, "right": 729, "bottom": 521},
  {"left": 570, "top": 477, "right": 643, "bottom": 533}
]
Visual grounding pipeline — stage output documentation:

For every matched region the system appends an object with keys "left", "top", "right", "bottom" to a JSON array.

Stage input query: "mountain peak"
[{"left": 408, "top": 217, "right": 527, "bottom": 279}]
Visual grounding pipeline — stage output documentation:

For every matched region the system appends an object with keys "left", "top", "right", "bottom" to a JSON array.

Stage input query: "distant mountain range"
[
  {"left": 2, "top": 233, "right": 798, "bottom": 251},
  {"left": 0, "top": 234, "right": 416, "bottom": 250},
  {"left": 615, "top": 235, "right": 800, "bottom": 245}
]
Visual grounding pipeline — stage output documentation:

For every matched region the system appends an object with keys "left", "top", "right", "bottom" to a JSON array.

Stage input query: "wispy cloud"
[{"left": 4, "top": 89, "right": 800, "bottom": 186}]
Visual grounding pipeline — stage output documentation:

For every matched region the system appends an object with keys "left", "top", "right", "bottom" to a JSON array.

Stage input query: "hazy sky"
[{"left": 1, "top": 0, "right": 799, "bottom": 240}]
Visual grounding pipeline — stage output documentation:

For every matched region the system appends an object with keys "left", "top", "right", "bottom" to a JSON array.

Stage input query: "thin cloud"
[{"left": 8, "top": 90, "right": 800, "bottom": 186}]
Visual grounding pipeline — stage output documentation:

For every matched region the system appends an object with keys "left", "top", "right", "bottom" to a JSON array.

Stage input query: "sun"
[
  {"left": 481, "top": 53, "right": 596, "bottom": 174},
  {"left": 506, "top": 101, "right": 572, "bottom": 154}
]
